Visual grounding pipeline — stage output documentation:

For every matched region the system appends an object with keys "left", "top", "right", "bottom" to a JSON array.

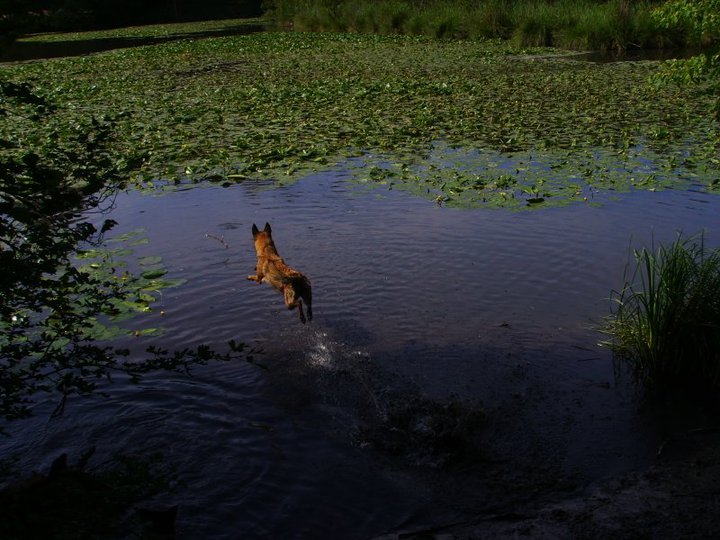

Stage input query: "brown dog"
[{"left": 247, "top": 222, "right": 313, "bottom": 323}]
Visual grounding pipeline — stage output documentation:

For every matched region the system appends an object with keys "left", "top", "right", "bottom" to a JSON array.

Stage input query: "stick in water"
[{"left": 205, "top": 233, "right": 229, "bottom": 249}]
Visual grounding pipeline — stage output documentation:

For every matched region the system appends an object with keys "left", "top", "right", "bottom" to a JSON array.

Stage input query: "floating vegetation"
[
  {"left": 351, "top": 138, "right": 715, "bottom": 209},
  {"left": 1, "top": 31, "right": 717, "bottom": 208},
  {"left": 74, "top": 231, "right": 186, "bottom": 340}
]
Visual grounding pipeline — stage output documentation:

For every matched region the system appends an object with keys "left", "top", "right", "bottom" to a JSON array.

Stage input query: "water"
[
  {"left": 573, "top": 48, "right": 704, "bottom": 63},
  {"left": 0, "top": 25, "right": 263, "bottom": 62},
  {"left": 518, "top": 48, "right": 704, "bottom": 64},
  {"left": 3, "top": 170, "right": 719, "bottom": 538}
]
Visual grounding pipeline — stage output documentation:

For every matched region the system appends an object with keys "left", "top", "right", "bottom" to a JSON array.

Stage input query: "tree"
[{"left": 0, "top": 80, "right": 254, "bottom": 430}]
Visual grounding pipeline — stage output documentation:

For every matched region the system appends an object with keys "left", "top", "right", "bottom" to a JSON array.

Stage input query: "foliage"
[
  {"left": 0, "top": 80, "right": 254, "bottom": 429},
  {"left": 263, "top": 0, "right": 674, "bottom": 50},
  {"left": 600, "top": 235, "right": 720, "bottom": 392},
  {"left": 653, "top": 0, "right": 720, "bottom": 44},
  {"left": 652, "top": 0, "right": 720, "bottom": 117},
  {"left": 1, "top": 30, "right": 717, "bottom": 209}
]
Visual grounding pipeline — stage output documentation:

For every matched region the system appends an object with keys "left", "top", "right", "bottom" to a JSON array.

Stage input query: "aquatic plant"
[
  {"left": 2, "top": 29, "right": 716, "bottom": 208},
  {"left": 601, "top": 235, "right": 720, "bottom": 392}
]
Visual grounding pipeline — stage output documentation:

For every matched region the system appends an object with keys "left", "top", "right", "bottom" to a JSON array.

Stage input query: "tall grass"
[
  {"left": 263, "top": 0, "right": 683, "bottom": 50},
  {"left": 601, "top": 236, "right": 720, "bottom": 392}
]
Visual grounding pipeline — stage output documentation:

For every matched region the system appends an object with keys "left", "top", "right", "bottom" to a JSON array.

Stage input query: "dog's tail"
[{"left": 304, "top": 278, "right": 312, "bottom": 321}]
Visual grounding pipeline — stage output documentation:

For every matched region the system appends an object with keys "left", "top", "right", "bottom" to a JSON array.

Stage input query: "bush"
[{"left": 0, "top": 81, "right": 253, "bottom": 429}]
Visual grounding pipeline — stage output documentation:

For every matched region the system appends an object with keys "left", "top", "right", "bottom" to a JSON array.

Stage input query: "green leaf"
[{"left": 141, "top": 269, "right": 168, "bottom": 280}]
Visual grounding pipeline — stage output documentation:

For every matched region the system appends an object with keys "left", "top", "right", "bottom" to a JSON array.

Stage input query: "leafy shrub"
[{"left": 0, "top": 81, "right": 252, "bottom": 429}]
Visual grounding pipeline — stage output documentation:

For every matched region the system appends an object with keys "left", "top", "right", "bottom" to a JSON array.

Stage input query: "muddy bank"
[{"left": 376, "top": 430, "right": 720, "bottom": 539}]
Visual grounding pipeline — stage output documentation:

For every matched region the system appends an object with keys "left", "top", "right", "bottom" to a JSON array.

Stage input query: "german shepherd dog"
[{"left": 247, "top": 223, "right": 313, "bottom": 323}]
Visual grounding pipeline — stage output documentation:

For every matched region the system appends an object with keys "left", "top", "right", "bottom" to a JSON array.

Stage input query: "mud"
[{"left": 377, "top": 429, "right": 720, "bottom": 539}]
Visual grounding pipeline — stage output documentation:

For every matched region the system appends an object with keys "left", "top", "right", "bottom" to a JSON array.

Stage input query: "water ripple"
[{"left": 7, "top": 172, "right": 719, "bottom": 538}]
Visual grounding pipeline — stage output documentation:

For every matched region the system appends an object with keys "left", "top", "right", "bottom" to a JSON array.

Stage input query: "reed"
[
  {"left": 263, "top": 0, "right": 678, "bottom": 50},
  {"left": 601, "top": 236, "right": 720, "bottom": 392}
]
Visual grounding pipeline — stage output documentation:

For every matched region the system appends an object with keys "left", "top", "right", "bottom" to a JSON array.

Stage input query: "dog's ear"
[
  {"left": 264, "top": 222, "right": 272, "bottom": 233},
  {"left": 252, "top": 224, "right": 259, "bottom": 236}
]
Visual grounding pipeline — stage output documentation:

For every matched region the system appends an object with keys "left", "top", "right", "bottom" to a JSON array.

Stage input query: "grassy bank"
[
  {"left": 1, "top": 29, "right": 718, "bottom": 208},
  {"left": 263, "top": 0, "right": 688, "bottom": 50}
]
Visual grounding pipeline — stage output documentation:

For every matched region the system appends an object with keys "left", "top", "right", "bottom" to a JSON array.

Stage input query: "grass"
[
  {"left": 265, "top": 0, "right": 683, "bottom": 50},
  {"left": 601, "top": 236, "right": 720, "bottom": 392}
]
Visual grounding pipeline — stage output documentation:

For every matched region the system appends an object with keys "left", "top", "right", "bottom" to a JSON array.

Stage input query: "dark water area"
[
  {"left": 0, "top": 24, "right": 264, "bottom": 62},
  {"left": 573, "top": 47, "right": 704, "bottom": 63},
  {"left": 519, "top": 47, "right": 704, "bottom": 64},
  {"left": 3, "top": 171, "right": 719, "bottom": 538}
]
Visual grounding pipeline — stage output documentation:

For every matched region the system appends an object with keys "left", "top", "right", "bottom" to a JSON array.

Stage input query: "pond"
[
  {"left": 0, "top": 24, "right": 264, "bottom": 62},
  {"left": 4, "top": 167, "right": 719, "bottom": 538}
]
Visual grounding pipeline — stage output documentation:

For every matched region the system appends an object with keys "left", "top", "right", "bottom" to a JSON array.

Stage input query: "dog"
[{"left": 247, "top": 222, "right": 312, "bottom": 323}]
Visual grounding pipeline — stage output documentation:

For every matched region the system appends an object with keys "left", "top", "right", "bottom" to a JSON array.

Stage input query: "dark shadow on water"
[
  {"left": 255, "top": 325, "right": 657, "bottom": 530},
  {"left": 0, "top": 24, "right": 265, "bottom": 62}
]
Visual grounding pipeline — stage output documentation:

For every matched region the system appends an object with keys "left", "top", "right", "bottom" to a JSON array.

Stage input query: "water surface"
[
  {"left": 0, "top": 24, "right": 263, "bottom": 62},
  {"left": 4, "top": 171, "right": 719, "bottom": 538}
]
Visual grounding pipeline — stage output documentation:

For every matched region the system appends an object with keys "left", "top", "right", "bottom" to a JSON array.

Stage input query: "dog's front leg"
[{"left": 247, "top": 267, "right": 263, "bottom": 282}]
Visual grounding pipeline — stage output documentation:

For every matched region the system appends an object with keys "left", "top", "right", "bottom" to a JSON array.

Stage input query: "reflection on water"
[{"left": 3, "top": 170, "right": 719, "bottom": 538}]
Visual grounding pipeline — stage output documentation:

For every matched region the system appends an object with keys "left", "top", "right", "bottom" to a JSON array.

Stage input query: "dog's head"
[
  {"left": 251, "top": 223, "right": 275, "bottom": 253},
  {"left": 252, "top": 222, "right": 272, "bottom": 238}
]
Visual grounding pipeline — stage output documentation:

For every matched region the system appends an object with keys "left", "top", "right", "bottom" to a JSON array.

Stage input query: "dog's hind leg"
[
  {"left": 298, "top": 279, "right": 312, "bottom": 322},
  {"left": 297, "top": 300, "right": 307, "bottom": 324},
  {"left": 283, "top": 286, "right": 307, "bottom": 324}
]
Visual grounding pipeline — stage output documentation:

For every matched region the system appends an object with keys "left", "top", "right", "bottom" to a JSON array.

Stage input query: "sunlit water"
[{"left": 3, "top": 169, "right": 719, "bottom": 538}]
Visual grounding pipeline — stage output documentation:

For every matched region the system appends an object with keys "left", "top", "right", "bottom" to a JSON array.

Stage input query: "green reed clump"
[
  {"left": 264, "top": 0, "right": 677, "bottom": 49},
  {"left": 541, "top": 0, "right": 666, "bottom": 50},
  {"left": 601, "top": 236, "right": 720, "bottom": 392},
  {"left": 267, "top": 0, "right": 514, "bottom": 38},
  {"left": 509, "top": 0, "right": 575, "bottom": 47}
]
